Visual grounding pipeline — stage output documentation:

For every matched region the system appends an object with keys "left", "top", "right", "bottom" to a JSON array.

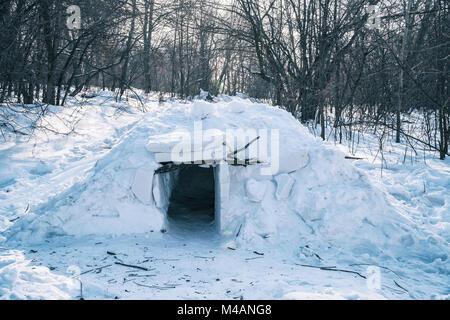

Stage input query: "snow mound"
[
  {"left": 0, "top": 250, "right": 77, "bottom": 299},
  {"left": 3, "top": 95, "right": 449, "bottom": 272}
]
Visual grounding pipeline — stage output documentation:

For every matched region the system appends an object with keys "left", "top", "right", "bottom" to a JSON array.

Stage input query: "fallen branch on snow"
[
  {"left": 295, "top": 264, "right": 366, "bottom": 279},
  {"left": 394, "top": 280, "right": 409, "bottom": 293},
  {"left": 349, "top": 263, "right": 402, "bottom": 278},
  {"left": 81, "top": 264, "right": 113, "bottom": 275},
  {"left": 115, "top": 262, "right": 150, "bottom": 271},
  {"left": 133, "top": 282, "right": 177, "bottom": 290}
]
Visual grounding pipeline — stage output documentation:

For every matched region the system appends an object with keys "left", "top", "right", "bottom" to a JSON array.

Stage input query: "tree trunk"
[
  {"left": 143, "top": 0, "right": 155, "bottom": 94},
  {"left": 119, "top": 0, "right": 137, "bottom": 100},
  {"left": 396, "top": 0, "right": 413, "bottom": 143}
]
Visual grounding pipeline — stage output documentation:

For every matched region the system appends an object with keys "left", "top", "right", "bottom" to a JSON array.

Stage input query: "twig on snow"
[
  {"left": 115, "top": 262, "right": 150, "bottom": 271},
  {"left": 349, "top": 263, "right": 402, "bottom": 278},
  {"left": 194, "top": 256, "right": 215, "bottom": 260},
  {"left": 133, "top": 282, "right": 177, "bottom": 290},
  {"left": 295, "top": 264, "right": 366, "bottom": 279},
  {"left": 81, "top": 264, "right": 113, "bottom": 275},
  {"left": 394, "top": 280, "right": 409, "bottom": 293},
  {"left": 227, "top": 136, "right": 260, "bottom": 157}
]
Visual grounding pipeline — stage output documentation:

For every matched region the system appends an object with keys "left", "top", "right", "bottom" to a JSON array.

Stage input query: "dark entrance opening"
[{"left": 167, "top": 166, "right": 215, "bottom": 232}]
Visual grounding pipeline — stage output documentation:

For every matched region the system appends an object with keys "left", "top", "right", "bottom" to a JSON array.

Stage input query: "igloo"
[
  {"left": 139, "top": 113, "right": 305, "bottom": 235},
  {"left": 9, "top": 96, "right": 445, "bottom": 265}
]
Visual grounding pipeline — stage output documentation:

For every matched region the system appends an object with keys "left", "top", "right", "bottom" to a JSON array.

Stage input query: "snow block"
[
  {"left": 274, "top": 174, "right": 295, "bottom": 200},
  {"left": 278, "top": 151, "right": 309, "bottom": 174},
  {"left": 152, "top": 179, "right": 163, "bottom": 208},
  {"left": 149, "top": 129, "right": 226, "bottom": 164},
  {"left": 217, "top": 162, "right": 230, "bottom": 201},
  {"left": 146, "top": 131, "right": 190, "bottom": 153},
  {"left": 131, "top": 169, "right": 153, "bottom": 204},
  {"left": 154, "top": 152, "right": 172, "bottom": 164},
  {"left": 246, "top": 179, "right": 267, "bottom": 202},
  {"left": 215, "top": 162, "right": 230, "bottom": 232},
  {"left": 152, "top": 170, "right": 178, "bottom": 210}
]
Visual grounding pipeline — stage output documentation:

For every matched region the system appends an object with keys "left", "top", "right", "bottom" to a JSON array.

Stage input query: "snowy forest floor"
[{"left": 0, "top": 91, "right": 449, "bottom": 300}]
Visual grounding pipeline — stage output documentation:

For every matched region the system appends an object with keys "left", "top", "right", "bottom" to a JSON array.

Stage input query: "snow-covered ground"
[{"left": 0, "top": 91, "right": 448, "bottom": 299}]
